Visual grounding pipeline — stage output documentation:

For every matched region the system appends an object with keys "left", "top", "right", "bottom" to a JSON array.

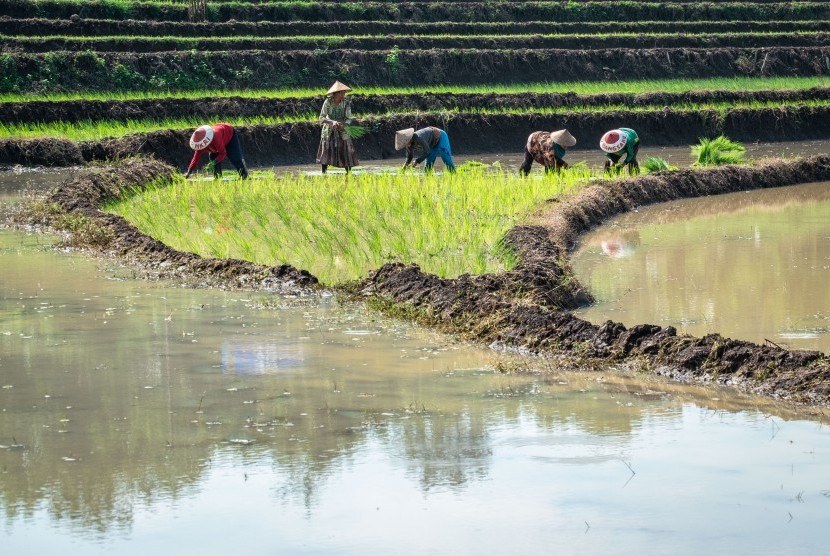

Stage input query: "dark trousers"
[{"left": 209, "top": 130, "right": 248, "bottom": 178}]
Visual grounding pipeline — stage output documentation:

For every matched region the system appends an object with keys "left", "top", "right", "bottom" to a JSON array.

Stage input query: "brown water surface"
[
  {"left": 3, "top": 163, "right": 830, "bottom": 554},
  {"left": 573, "top": 179, "right": 830, "bottom": 353}
]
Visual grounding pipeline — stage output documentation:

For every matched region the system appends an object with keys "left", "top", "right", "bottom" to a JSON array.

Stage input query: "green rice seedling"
[
  {"left": 691, "top": 136, "right": 746, "bottom": 167},
  {"left": 106, "top": 165, "right": 598, "bottom": 285},
  {"left": 346, "top": 125, "right": 368, "bottom": 139},
  {"left": 642, "top": 157, "right": 677, "bottom": 173}
]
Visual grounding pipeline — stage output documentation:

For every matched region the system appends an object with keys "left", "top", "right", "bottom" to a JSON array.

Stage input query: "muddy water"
[
  {"left": 572, "top": 179, "right": 830, "bottom": 354},
  {"left": 278, "top": 139, "right": 830, "bottom": 175},
  {"left": 3, "top": 169, "right": 830, "bottom": 554}
]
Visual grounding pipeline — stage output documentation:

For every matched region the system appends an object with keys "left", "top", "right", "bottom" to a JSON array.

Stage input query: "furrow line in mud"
[
  {"left": 3, "top": 47, "right": 830, "bottom": 94},
  {"left": 4, "top": 107, "right": 830, "bottom": 168},
  {"left": 5, "top": 89, "right": 830, "bottom": 125},
  {"left": 355, "top": 155, "right": 830, "bottom": 406},
  {"left": 13, "top": 157, "right": 319, "bottom": 291}
]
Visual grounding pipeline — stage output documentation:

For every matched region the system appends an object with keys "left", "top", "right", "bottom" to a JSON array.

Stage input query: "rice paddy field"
[
  {"left": 2, "top": 0, "right": 830, "bottom": 269},
  {"left": 6, "top": 2, "right": 830, "bottom": 554}
]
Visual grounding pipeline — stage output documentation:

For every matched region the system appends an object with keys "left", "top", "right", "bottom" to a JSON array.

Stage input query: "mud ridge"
[
  {"left": 5, "top": 88, "right": 830, "bottom": 126},
  {"left": 355, "top": 156, "right": 830, "bottom": 406},
  {"left": 4, "top": 47, "right": 830, "bottom": 94},
  {"left": 14, "top": 157, "right": 319, "bottom": 292},
  {"left": 5, "top": 107, "right": 830, "bottom": 168}
]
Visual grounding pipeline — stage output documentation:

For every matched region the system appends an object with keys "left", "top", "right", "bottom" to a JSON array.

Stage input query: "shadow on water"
[{"left": 2, "top": 158, "right": 830, "bottom": 555}]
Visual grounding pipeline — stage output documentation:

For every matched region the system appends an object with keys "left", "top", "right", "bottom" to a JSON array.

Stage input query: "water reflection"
[
  {"left": 572, "top": 180, "right": 830, "bottom": 353},
  {"left": 3, "top": 168, "right": 830, "bottom": 554}
]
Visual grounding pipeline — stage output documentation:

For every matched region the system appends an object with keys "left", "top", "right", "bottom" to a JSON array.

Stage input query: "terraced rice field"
[{"left": 0, "top": 0, "right": 828, "bottom": 167}]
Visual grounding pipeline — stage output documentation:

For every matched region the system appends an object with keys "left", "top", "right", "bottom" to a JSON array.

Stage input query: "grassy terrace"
[
  {"left": 5, "top": 31, "right": 830, "bottom": 51},
  {"left": 3, "top": 77, "right": 828, "bottom": 103},
  {"left": 105, "top": 166, "right": 591, "bottom": 284},
  {"left": 1, "top": 1, "right": 826, "bottom": 22},
  {"left": 5, "top": 98, "right": 829, "bottom": 141},
  {"left": 4, "top": 19, "right": 829, "bottom": 37}
]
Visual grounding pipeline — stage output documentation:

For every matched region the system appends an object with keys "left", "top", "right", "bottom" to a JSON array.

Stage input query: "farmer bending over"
[
  {"left": 600, "top": 128, "right": 640, "bottom": 176},
  {"left": 396, "top": 126, "right": 456, "bottom": 173},
  {"left": 519, "top": 129, "right": 576, "bottom": 176},
  {"left": 185, "top": 122, "right": 249, "bottom": 180}
]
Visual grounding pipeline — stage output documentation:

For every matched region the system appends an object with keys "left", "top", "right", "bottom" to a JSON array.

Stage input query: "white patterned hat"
[
  {"left": 189, "top": 125, "right": 214, "bottom": 150},
  {"left": 600, "top": 129, "right": 627, "bottom": 153}
]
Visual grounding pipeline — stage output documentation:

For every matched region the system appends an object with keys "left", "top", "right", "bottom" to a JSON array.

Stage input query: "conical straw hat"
[
  {"left": 327, "top": 81, "right": 352, "bottom": 94},
  {"left": 550, "top": 129, "right": 576, "bottom": 147},
  {"left": 600, "top": 129, "right": 627, "bottom": 153},
  {"left": 189, "top": 125, "right": 214, "bottom": 150},
  {"left": 395, "top": 128, "right": 415, "bottom": 150}
]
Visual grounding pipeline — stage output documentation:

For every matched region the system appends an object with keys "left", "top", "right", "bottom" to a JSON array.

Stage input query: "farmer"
[
  {"left": 317, "top": 81, "right": 359, "bottom": 174},
  {"left": 600, "top": 128, "right": 640, "bottom": 175},
  {"left": 395, "top": 126, "right": 456, "bottom": 173},
  {"left": 519, "top": 129, "right": 576, "bottom": 176},
  {"left": 184, "top": 122, "right": 249, "bottom": 180}
]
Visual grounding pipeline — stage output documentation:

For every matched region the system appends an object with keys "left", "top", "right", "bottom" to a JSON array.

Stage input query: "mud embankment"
[
  {"left": 4, "top": 47, "right": 830, "bottom": 95},
  {"left": 5, "top": 88, "right": 830, "bottom": 125},
  {"left": 5, "top": 106, "right": 830, "bottom": 168},
  {"left": 0, "top": 1, "right": 824, "bottom": 23},
  {"left": 14, "top": 158, "right": 318, "bottom": 291},
  {"left": 7, "top": 33, "right": 830, "bottom": 53},
  {"left": 13, "top": 153, "right": 830, "bottom": 405},
  {"left": 356, "top": 156, "right": 830, "bottom": 406},
  {"left": 3, "top": 17, "right": 827, "bottom": 38}
]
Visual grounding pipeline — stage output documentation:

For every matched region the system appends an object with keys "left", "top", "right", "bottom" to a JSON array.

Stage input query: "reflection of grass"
[{"left": 106, "top": 165, "right": 594, "bottom": 284}]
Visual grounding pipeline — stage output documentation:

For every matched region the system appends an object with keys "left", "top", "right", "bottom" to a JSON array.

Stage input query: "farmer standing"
[
  {"left": 519, "top": 129, "right": 576, "bottom": 175},
  {"left": 317, "top": 81, "right": 360, "bottom": 174},
  {"left": 395, "top": 126, "right": 456, "bottom": 173},
  {"left": 184, "top": 122, "right": 249, "bottom": 179},
  {"left": 600, "top": 128, "right": 640, "bottom": 175}
]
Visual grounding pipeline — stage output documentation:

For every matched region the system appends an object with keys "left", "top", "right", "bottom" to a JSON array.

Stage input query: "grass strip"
[
  {"left": 105, "top": 164, "right": 592, "bottom": 285},
  {"left": 2, "top": 76, "right": 828, "bottom": 103},
  {"left": 3, "top": 98, "right": 829, "bottom": 141}
]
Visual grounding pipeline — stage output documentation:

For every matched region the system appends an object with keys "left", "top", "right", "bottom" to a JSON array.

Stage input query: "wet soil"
[
  {"left": 12, "top": 154, "right": 830, "bottom": 407},
  {"left": 5, "top": 89, "right": 830, "bottom": 126},
  {"left": 3, "top": 17, "right": 825, "bottom": 39},
  {"left": 4, "top": 47, "right": 830, "bottom": 95},
  {"left": 5, "top": 106, "right": 830, "bottom": 168},
  {"left": 353, "top": 156, "right": 830, "bottom": 406}
]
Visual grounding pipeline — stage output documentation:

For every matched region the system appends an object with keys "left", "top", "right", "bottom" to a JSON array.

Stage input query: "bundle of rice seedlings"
[
  {"left": 691, "top": 136, "right": 746, "bottom": 166},
  {"left": 346, "top": 125, "right": 368, "bottom": 139},
  {"left": 643, "top": 156, "right": 676, "bottom": 172}
]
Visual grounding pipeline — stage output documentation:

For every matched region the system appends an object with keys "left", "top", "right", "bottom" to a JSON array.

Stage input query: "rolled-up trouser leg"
[
  {"left": 225, "top": 130, "right": 249, "bottom": 179},
  {"left": 437, "top": 130, "right": 455, "bottom": 172}
]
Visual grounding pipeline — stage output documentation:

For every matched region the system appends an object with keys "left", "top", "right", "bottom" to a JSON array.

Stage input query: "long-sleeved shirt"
[
  {"left": 404, "top": 127, "right": 440, "bottom": 166},
  {"left": 318, "top": 97, "right": 353, "bottom": 140},
  {"left": 188, "top": 123, "right": 234, "bottom": 171}
]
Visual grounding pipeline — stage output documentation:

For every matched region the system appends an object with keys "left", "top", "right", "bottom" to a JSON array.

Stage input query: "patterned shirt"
[{"left": 319, "top": 96, "right": 353, "bottom": 140}]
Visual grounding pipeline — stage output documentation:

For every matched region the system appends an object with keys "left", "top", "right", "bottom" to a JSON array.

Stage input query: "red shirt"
[{"left": 188, "top": 123, "right": 234, "bottom": 170}]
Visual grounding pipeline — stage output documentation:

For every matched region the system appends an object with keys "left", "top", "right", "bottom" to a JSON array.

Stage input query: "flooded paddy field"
[
  {"left": 2, "top": 227, "right": 830, "bottom": 555},
  {"left": 573, "top": 178, "right": 830, "bottom": 354},
  {"left": 3, "top": 157, "right": 830, "bottom": 553}
]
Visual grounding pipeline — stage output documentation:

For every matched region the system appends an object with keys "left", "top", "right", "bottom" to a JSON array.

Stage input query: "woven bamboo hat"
[
  {"left": 550, "top": 129, "right": 576, "bottom": 147},
  {"left": 189, "top": 125, "right": 214, "bottom": 150},
  {"left": 327, "top": 81, "right": 352, "bottom": 95},
  {"left": 395, "top": 128, "right": 415, "bottom": 150},
  {"left": 600, "top": 129, "right": 627, "bottom": 153}
]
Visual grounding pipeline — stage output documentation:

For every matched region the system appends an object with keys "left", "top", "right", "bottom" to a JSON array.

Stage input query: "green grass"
[
  {"left": 2, "top": 98, "right": 828, "bottom": 141},
  {"left": 2, "top": 76, "right": 828, "bottom": 103},
  {"left": 105, "top": 164, "right": 593, "bottom": 285},
  {"left": 691, "top": 136, "right": 746, "bottom": 166}
]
